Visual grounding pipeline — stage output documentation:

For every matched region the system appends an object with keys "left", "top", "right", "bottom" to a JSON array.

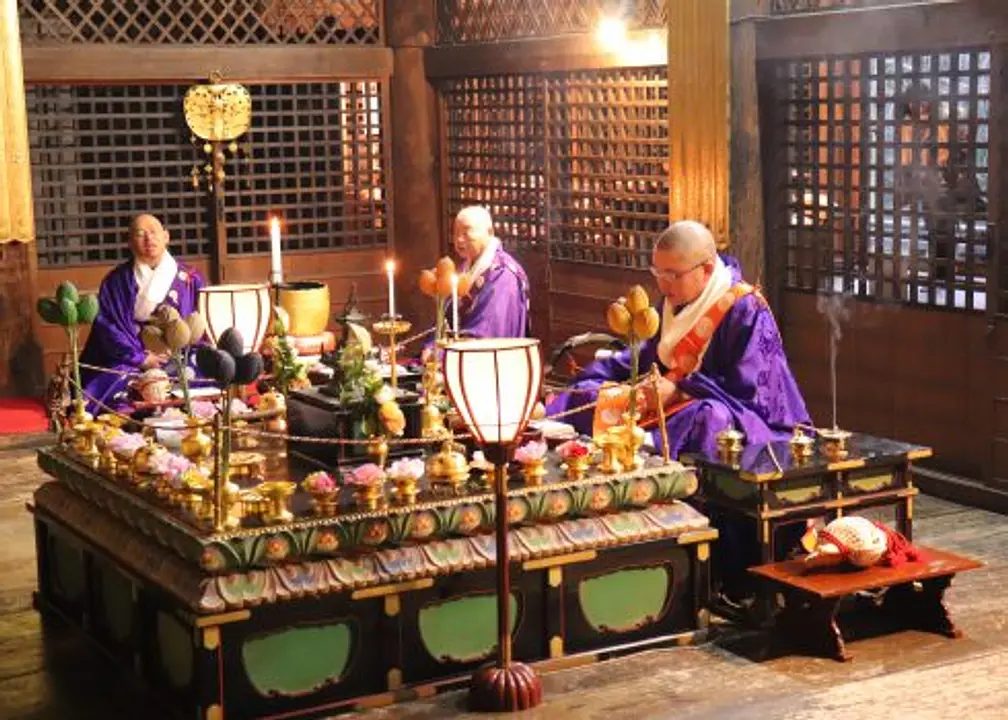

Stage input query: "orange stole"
[{"left": 592, "top": 283, "right": 759, "bottom": 437}]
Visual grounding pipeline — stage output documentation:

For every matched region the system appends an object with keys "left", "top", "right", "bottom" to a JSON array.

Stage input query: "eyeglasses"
[{"left": 648, "top": 258, "right": 710, "bottom": 282}]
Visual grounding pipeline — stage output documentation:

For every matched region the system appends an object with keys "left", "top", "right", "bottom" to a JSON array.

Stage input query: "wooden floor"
[{"left": 2, "top": 435, "right": 1008, "bottom": 719}]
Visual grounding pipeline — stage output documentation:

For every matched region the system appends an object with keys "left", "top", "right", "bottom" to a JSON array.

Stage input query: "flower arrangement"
[
  {"left": 303, "top": 470, "right": 338, "bottom": 495},
  {"left": 108, "top": 432, "right": 147, "bottom": 458},
  {"left": 36, "top": 281, "right": 99, "bottom": 419},
  {"left": 268, "top": 308, "right": 311, "bottom": 395},
  {"left": 514, "top": 440, "right": 548, "bottom": 464},
  {"left": 330, "top": 344, "right": 406, "bottom": 438},
  {"left": 342, "top": 463, "right": 385, "bottom": 487},
  {"left": 388, "top": 457, "right": 424, "bottom": 481},
  {"left": 556, "top": 439, "right": 591, "bottom": 460},
  {"left": 140, "top": 305, "right": 207, "bottom": 414},
  {"left": 606, "top": 285, "right": 661, "bottom": 421}
]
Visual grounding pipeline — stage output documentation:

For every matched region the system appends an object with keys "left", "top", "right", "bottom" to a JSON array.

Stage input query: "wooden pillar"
[
  {"left": 385, "top": 1, "right": 441, "bottom": 332},
  {"left": 730, "top": 0, "right": 768, "bottom": 283},
  {"left": 666, "top": 0, "right": 731, "bottom": 248},
  {"left": 0, "top": 0, "right": 40, "bottom": 395}
]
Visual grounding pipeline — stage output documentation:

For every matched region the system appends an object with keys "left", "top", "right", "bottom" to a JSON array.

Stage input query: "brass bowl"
[{"left": 277, "top": 280, "right": 331, "bottom": 337}]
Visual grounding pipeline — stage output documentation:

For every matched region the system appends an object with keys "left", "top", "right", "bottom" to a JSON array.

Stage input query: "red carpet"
[{"left": 0, "top": 398, "right": 49, "bottom": 435}]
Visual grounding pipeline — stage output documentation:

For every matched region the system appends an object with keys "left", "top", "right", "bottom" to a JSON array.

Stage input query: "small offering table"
[
  {"left": 685, "top": 433, "right": 932, "bottom": 568},
  {"left": 31, "top": 447, "right": 714, "bottom": 719},
  {"left": 750, "top": 548, "right": 982, "bottom": 661}
]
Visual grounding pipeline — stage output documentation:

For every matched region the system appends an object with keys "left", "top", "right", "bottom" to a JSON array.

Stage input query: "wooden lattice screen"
[
  {"left": 767, "top": 48, "right": 991, "bottom": 311},
  {"left": 26, "top": 84, "right": 209, "bottom": 266},
  {"left": 27, "top": 81, "right": 389, "bottom": 266},
  {"left": 442, "top": 67, "right": 669, "bottom": 268},
  {"left": 18, "top": 0, "right": 381, "bottom": 44},
  {"left": 226, "top": 81, "right": 388, "bottom": 255},
  {"left": 436, "top": 0, "right": 665, "bottom": 45}
]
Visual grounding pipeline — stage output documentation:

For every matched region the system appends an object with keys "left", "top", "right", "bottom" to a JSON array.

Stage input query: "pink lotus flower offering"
[
  {"left": 388, "top": 457, "right": 424, "bottom": 480},
  {"left": 557, "top": 440, "right": 591, "bottom": 460},
  {"left": 150, "top": 452, "right": 194, "bottom": 487},
  {"left": 514, "top": 440, "right": 548, "bottom": 464},
  {"left": 304, "top": 471, "right": 337, "bottom": 494},
  {"left": 343, "top": 463, "right": 385, "bottom": 487},
  {"left": 108, "top": 433, "right": 147, "bottom": 456}
]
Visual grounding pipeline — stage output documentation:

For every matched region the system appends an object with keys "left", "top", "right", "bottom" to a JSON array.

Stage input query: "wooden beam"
[
  {"left": 730, "top": 0, "right": 768, "bottom": 282},
  {"left": 22, "top": 45, "right": 393, "bottom": 84},
  {"left": 756, "top": 0, "right": 1001, "bottom": 59},
  {"left": 667, "top": 0, "right": 731, "bottom": 245},
  {"left": 425, "top": 28, "right": 667, "bottom": 78},
  {"left": 386, "top": 0, "right": 441, "bottom": 332}
]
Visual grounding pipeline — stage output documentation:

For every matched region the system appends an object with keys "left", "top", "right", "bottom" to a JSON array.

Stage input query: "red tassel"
[{"left": 873, "top": 521, "right": 922, "bottom": 567}]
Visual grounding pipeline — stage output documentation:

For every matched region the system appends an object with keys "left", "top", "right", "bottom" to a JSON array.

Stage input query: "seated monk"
[
  {"left": 547, "top": 219, "right": 810, "bottom": 456},
  {"left": 79, "top": 214, "right": 204, "bottom": 414},
  {"left": 546, "top": 220, "right": 811, "bottom": 596},
  {"left": 451, "top": 206, "right": 530, "bottom": 339}
]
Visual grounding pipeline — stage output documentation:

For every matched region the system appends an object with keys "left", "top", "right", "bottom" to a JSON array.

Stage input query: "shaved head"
[
  {"left": 453, "top": 205, "right": 495, "bottom": 262},
  {"left": 654, "top": 220, "right": 716, "bottom": 262}
]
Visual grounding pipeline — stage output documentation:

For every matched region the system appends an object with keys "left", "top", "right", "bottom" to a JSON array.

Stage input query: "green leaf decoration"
[
  {"left": 55, "top": 281, "right": 79, "bottom": 305},
  {"left": 75, "top": 294, "right": 99, "bottom": 325},
  {"left": 58, "top": 297, "right": 78, "bottom": 326},
  {"left": 36, "top": 297, "right": 62, "bottom": 325}
]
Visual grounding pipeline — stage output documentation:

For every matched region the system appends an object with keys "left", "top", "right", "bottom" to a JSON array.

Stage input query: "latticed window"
[
  {"left": 18, "top": 0, "right": 381, "bottom": 45},
  {"left": 227, "top": 82, "right": 388, "bottom": 255},
  {"left": 27, "top": 81, "right": 389, "bottom": 266},
  {"left": 442, "top": 67, "right": 669, "bottom": 269},
  {"left": 27, "top": 84, "right": 209, "bottom": 266},
  {"left": 769, "top": 49, "right": 991, "bottom": 311},
  {"left": 436, "top": 0, "right": 665, "bottom": 45}
]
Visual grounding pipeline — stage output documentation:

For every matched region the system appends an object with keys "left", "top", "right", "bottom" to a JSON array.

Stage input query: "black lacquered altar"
[
  {"left": 31, "top": 441, "right": 714, "bottom": 719},
  {"left": 684, "top": 432, "right": 931, "bottom": 578}
]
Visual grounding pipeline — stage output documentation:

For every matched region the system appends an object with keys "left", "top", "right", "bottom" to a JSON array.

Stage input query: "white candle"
[
  {"left": 385, "top": 259, "right": 396, "bottom": 318},
  {"left": 269, "top": 217, "right": 283, "bottom": 285},
  {"left": 450, "top": 272, "right": 459, "bottom": 336}
]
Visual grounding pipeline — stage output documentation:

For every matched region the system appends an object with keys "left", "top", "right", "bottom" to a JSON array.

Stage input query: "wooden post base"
[
  {"left": 882, "top": 578, "right": 962, "bottom": 639},
  {"left": 468, "top": 662, "right": 543, "bottom": 712},
  {"left": 778, "top": 593, "right": 851, "bottom": 662}
]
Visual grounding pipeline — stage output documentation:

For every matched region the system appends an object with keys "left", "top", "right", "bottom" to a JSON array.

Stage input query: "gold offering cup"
[
  {"left": 302, "top": 482, "right": 340, "bottom": 517},
  {"left": 715, "top": 428, "right": 745, "bottom": 464},
  {"left": 258, "top": 481, "right": 297, "bottom": 524},
  {"left": 390, "top": 474, "right": 420, "bottom": 505},
  {"left": 352, "top": 482, "right": 385, "bottom": 512},
  {"left": 228, "top": 451, "right": 267, "bottom": 487},
  {"left": 819, "top": 427, "right": 852, "bottom": 461},
  {"left": 179, "top": 468, "right": 212, "bottom": 519},
  {"left": 71, "top": 419, "right": 101, "bottom": 468},
  {"left": 564, "top": 454, "right": 592, "bottom": 481},
  {"left": 788, "top": 427, "right": 815, "bottom": 463},
  {"left": 180, "top": 418, "right": 214, "bottom": 468},
  {"left": 519, "top": 457, "right": 548, "bottom": 486},
  {"left": 596, "top": 431, "right": 624, "bottom": 475},
  {"left": 239, "top": 490, "right": 268, "bottom": 524}
]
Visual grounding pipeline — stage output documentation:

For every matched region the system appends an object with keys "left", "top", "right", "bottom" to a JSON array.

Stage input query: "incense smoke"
[{"left": 816, "top": 292, "right": 851, "bottom": 431}]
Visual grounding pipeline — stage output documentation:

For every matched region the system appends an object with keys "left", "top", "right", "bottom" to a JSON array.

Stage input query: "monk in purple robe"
[
  {"left": 546, "top": 220, "right": 810, "bottom": 595},
  {"left": 79, "top": 214, "right": 204, "bottom": 414},
  {"left": 451, "top": 206, "right": 530, "bottom": 339}
]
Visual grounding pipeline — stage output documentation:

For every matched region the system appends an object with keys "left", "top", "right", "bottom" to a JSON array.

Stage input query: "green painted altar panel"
[
  {"left": 419, "top": 593, "right": 519, "bottom": 664},
  {"left": 242, "top": 624, "right": 354, "bottom": 697},
  {"left": 578, "top": 567, "right": 671, "bottom": 633}
]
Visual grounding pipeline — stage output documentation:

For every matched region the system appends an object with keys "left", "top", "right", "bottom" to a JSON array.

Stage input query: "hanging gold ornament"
[
  {"left": 183, "top": 72, "right": 252, "bottom": 143},
  {"left": 228, "top": 141, "right": 238, "bottom": 154}
]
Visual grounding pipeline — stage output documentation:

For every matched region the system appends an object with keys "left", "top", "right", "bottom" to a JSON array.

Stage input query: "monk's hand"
[
  {"left": 142, "top": 351, "right": 169, "bottom": 370},
  {"left": 639, "top": 377, "right": 677, "bottom": 418}
]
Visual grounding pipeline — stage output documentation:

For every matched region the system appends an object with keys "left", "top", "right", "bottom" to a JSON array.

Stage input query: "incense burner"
[{"left": 819, "top": 427, "right": 852, "bottom": 460}]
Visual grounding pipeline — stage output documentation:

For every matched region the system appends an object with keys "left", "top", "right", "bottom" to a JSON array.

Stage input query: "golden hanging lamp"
[{"left": 183, "top": 72, "right": 252, "bottom": 142}]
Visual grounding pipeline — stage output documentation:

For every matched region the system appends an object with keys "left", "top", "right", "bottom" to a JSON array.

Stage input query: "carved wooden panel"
[
  {"left": 18, "top": 0, "right": 381, "bottom": 45},
  {"left": 441, "top": 67, "right": 668, "bottom": 268},
  {"left": 769, "top": 0, "right": 932, "bottom": 13},
  {"left": 766, "top": 48, "right": 991, "bottom": 311},
  {"left": 436, "top": 0, "right": 665, "bottom": 45}
]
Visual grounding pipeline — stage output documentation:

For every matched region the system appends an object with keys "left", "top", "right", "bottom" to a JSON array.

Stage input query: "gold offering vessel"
[
  {"left": 426, "top": 435, "right": 470, "bottom": 492},
  {"left": 257, "top": 480, "right": 297, "bottom": 524},
  {"left": 564, "top": 453, "right": 592, "bottom": 481},
  {"left": 596, "top": 432, "right": 625, "bottom": 475},
  {"left": 788, "top": 427, "right": 815, "bottom": 463},
  {"left": 818, "top": 427, "right": 852, "bottom": 460},
  {"left": 519, "top": 457, "right": 548, "bottom": 487},
  {"left": 715, "top": 427, "right": 745, "bottom": 464}
]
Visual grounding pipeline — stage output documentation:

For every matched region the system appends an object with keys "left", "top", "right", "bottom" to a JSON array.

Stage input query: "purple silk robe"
[
  {"left": 455, "top": 245, "right": 531, "bottom": 339},
  {"left": 546, "top": 256, "right": 810, "bottom": 459},
  {"left": 79, "top": 260, "right": 204, "bottom": 415}
]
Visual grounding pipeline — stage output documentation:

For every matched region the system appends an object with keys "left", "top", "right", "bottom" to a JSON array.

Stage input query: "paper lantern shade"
[
  {"left": 198, "top": 283, "right": 271, "bottom": 355},
  {"left": 442, "top": 338, "right": 542, "bottom": 447}
]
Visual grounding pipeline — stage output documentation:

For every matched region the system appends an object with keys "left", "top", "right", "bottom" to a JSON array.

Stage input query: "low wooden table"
[{"left": 750, "top": 548, "right": 982, "bottom": 662}]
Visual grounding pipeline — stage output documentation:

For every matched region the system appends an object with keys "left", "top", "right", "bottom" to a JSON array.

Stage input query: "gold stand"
[{"left": 372, "top": 317, "right": 412, "bottom": 390}]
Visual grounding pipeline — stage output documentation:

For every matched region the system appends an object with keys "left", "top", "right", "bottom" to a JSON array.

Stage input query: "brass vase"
[{"left": 520, "top": 458, "right": 548, "bottom": 487}]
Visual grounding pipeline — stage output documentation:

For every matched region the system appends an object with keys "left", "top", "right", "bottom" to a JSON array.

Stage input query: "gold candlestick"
[{"left": 372, "top": 317, "right": 412, "bottom": 390}]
